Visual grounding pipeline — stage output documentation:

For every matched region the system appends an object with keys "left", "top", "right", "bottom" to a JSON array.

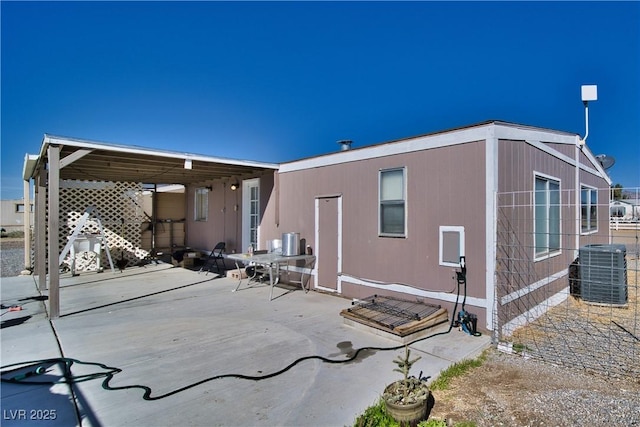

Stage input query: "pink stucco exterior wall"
[
  {"left": 182, "top": 122, "right": 611, "bottom": 333},
  {"left": 261, "top": 140, "right": 489, "bottom": 325}
]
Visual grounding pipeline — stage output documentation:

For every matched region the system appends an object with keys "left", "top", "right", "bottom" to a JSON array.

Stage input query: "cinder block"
[{"left": 227, "top": 268, "right": 247, "bottom": 279}]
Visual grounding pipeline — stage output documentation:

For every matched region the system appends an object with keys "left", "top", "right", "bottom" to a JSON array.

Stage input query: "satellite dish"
[{"left": 595, "top": 154, "right": 615, "bottom": 170}]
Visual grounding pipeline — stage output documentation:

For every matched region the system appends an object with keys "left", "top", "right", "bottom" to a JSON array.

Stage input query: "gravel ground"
[
  {"left": 430, "top": 347, "right": 640, "bottom": 426},
  {"left": 0, "top": 238, "right": 27, "bottom": 277}
]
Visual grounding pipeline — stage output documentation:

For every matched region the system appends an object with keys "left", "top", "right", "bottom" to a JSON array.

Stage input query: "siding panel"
[{"left": 266, "top": 141, "right": 488, "bottom": 304}]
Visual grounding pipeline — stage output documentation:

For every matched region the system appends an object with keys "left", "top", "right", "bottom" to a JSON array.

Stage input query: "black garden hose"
[{"left": 2, "top": 268, "right": 468, "bottom": 401}]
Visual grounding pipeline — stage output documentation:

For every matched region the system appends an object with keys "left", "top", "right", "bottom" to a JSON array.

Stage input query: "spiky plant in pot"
[{"left": 382, "top": 345, "right": 431, "bottom": 423}]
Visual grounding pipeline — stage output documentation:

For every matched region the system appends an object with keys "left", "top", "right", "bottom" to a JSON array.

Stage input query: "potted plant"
[{"left": 382, "top": 345, "right": 431, "bottom": 424}]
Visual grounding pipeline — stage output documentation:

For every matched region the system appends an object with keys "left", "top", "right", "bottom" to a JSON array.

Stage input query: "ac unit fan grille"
[{"left": 579, "top": 244, "right": 628, "bottom": 306}]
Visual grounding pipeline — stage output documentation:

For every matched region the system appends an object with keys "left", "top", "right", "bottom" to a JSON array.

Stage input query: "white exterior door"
[
  {"left": 242, "top": 179, "right": 260, "bottom": 252},
  {"left": 315, "top": 195, "right": 342, "bottom": 292}
]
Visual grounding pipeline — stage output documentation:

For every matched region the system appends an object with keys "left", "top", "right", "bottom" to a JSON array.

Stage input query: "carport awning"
[
  {"left": 22, "top": 133, "right": 280, "bottom": 320},
  {"left": 24, "top": 134, "right": 279, "bottom": 185}
]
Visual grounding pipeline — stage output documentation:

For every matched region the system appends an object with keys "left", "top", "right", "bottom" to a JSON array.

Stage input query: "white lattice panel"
[{"left": 59, "top": 181, "right": 148, "bottom": 272}]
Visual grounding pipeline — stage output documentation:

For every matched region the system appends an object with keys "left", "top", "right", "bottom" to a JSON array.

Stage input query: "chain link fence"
[{"left": 494, "top": 187, "right": 639, "bottom": 380}]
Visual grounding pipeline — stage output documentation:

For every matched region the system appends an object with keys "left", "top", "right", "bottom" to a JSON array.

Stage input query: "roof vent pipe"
[{"left": 337, "top": 140, "right": 352, "bottom": 151}]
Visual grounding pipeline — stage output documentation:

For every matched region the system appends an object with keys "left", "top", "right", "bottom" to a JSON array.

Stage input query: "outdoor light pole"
[{"left": 575, "top": 85, "right": 598, "bottom": 257}]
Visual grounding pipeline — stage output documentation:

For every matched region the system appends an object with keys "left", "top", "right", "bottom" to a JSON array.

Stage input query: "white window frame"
[
  {"left": 580, "top": 185, "right": 598, "bottom": 234},
  {"left": 533, "top": 173, "right": 561, "bottom": 261},
  {"left": 378, "top": 167, "right": 407, "bottom": 237},
  {"left": 194, "top": 187, "right": 208, "bottom": 222},
  {"left": 439, "top": 226, "right": 465, "bottom": 267}
]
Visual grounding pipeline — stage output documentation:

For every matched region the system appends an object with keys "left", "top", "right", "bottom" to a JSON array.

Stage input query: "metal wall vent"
[{"left": 579, "top": 244, "right": 628, "bottom": 306}]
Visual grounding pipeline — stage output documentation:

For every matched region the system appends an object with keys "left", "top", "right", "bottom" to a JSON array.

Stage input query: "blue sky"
[{"left": 2, "top": 1, "right": 639, "bottom": 199}]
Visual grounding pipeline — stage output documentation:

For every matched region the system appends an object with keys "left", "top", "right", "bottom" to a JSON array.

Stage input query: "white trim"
[
  {"left": 525, "top": 138, "right": 608, "bottom": 183},
  {"left": 278, "top": 122, "right": 609, "bottom": 184},
  {"left": 580, "top": 183, "right": 599, "bottom": 234},
  {"left": 501, "top": 287, "right": 569, "bottom": 336},
  {"left": 340, "top": 274, "right": 486, "bottom": 308},
  {"left": 378, "top": 167, "right": 407, "bottom": 237},
  {"left": 581, "top": 144, "right": 612, "bottom": 185},
  {"left": 500, "top": 268, "right": 569, "bottom": 305},
  {"left": 280, "top": 122, "right": 583, "bottom": 174},
  {"left": 281, "top": 125, "right": 493, "bottom": 172},
  {"left": 23, "top": 153, "right": 39, "bottom": 181},
  {"left": 314, "top": 195, "right": 342, "bottom": 294},
  {"left": 60, "top": 148, "right": 93, "bottom": 169},
  {"left": 533, "top": 172, "right": 563, "bottom": 262},
  {"left": 43, "top": 134, "right": 279, "bottom": 170},
  {"left": 574, "top": 136, "right": 582, "bottom": 259},
  {"left": 439, "top": 226, "right": 465, "bottom": 267},
  {"left": 315, "top": 193, "right": 343, "bottom": 199},
  {"left": 534, "top": 170, "right": 562, "bottom": 183},
  {"left": 525, "top": 139, "right": 576, "bottom": 166},
  {"left": 493, "top": 124, "right": 576, "bottom": 144},
  {"left": 485, "top": 131, "right": 498, "bottom": 330}
]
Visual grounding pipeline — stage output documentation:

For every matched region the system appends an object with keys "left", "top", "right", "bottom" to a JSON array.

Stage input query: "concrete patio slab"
[{"left": 1, "top": 264, "right": 490, "bottom": 426}]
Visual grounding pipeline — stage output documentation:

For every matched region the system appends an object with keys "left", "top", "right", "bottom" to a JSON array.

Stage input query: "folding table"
[{"left": 227, "top": 252, "right": 316, "bottom": 301}]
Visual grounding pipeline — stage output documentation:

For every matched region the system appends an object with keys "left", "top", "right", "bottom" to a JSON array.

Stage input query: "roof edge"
[{"left": 42, "top": 134, "right": 280, "bottom": 170}]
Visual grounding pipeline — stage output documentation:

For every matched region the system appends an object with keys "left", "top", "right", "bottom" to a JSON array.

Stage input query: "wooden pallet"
[{"left": 340, "top": 298, "right": 449, "bottom": 337}]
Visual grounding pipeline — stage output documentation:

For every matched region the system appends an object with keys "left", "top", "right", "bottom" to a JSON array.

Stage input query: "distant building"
[
  {"left": 610, "top": 199, "right": 639, "bottom": 220},
  {"left": 1, "top": 199, "right": 33, "bottom": 233}
]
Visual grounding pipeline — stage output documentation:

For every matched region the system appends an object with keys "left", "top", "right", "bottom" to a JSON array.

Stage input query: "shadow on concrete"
[
  {"left": 1, "top": 315, "right": 32, "bottom": 329},
  {"left": 18, "top": 295, "right": 48, "bottom": 302},
  {"left": 59, "top": 276, "right": 222, "bottom": 318},
  {"left": 1, "top": 360, "right": 103, "bottom": 426}
]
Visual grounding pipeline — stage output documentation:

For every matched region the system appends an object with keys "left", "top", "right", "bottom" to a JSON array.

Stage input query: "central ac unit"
[{"left": 579, "top": 244, "right": 628, "bottom": 306}]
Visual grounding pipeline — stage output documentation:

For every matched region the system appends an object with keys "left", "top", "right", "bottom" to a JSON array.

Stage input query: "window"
[
  {"left": 242, "top": 179, "right": 260, "bottom": 251},
  {"left": 379, "top": 168, "right": 406, "bottom": 236},
  {"left": 194, "top": 187, "right": 208, "bottom": 221},
  {"left": 610, "top": 203, "right": 626, "bottom": 218},
  {"left": 249, "top": 184, "right": 259, "bottom": 248},
  {"left": 534, "top": 175, "right": 560, "bottom": 259},
  {"left": 581, "top": 186, "right": 598, "bottom": 233},
  {"left": 439, "top": 226, "right": 465, "bottom": 267},
  {"left": 15, "top": 204, "right": 33, "bottom": 213}
]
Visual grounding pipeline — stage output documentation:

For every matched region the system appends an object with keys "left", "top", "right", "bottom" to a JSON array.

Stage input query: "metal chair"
[{"left": 199, "top": 242, "right": 226, "bottom": 275}]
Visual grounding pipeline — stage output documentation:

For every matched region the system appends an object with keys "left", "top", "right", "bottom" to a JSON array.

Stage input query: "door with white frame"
[
  {"left": 315, "top": 195, "right": 342, "bottom": 292},
  {"left": 242, "top": 179, "right": 260, "bottom": 252}
]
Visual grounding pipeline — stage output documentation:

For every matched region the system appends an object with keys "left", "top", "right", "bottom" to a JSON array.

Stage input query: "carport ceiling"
[{"left": 31, "top": 135, "right": 280, "bottom": 185}]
